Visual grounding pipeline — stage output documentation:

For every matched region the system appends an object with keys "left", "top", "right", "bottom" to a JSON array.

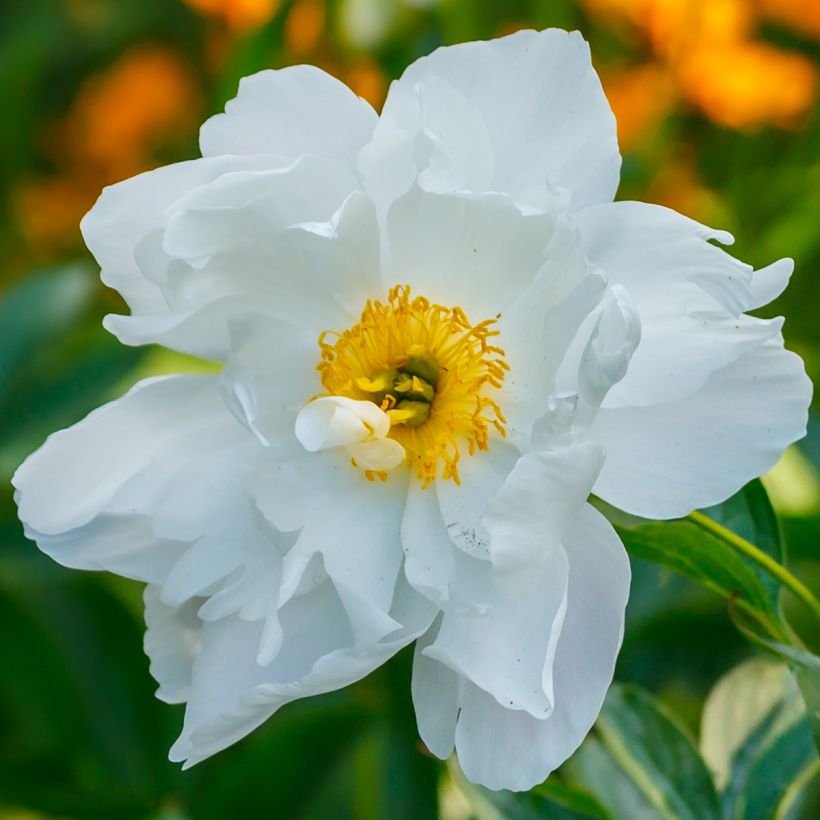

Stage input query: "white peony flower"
[{"left": 13, "top": 29, "right": 810, "bottom": 791}]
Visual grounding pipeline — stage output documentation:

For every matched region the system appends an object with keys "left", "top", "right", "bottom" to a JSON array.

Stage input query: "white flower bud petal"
[
  {"left": 348, "top": 436, "right": 406, "bottom": 472},
  {"left": 294, "top": 396, "right": 390, "bottom": 452}
]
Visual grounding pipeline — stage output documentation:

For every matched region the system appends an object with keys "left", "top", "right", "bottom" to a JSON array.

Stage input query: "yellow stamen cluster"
[{"left": 317, "top": 285, "right": 508, "bottom": 487}]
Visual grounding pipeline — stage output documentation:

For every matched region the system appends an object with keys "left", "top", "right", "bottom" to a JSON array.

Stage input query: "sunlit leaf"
[
  {"left": 569, "top": 684, "right": 720, "bottom": 820},
  {"left": 699, "top": 657, "right": 794, "bottom": 790}
]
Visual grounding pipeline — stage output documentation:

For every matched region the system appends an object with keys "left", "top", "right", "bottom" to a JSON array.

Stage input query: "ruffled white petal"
[
  {"left": 498, "top": 218, "right": 607, "bottom": 440},
  {"left": 13, "top": 375, "right": 295, "bottom": 666},
  {"left": 200, "top": 66, "right": 377, "bottom": 170},
  {"left": 251, "top": 450, "right": 411, "bottom": 648},
  {"left": 483, "top": 445, "right": 604, "bottom": 591},
  {"left": 574, "top": 201, "right": 785, "bottom": 408},
  {"left": 361, "top": 28, "right": 620, "bottom": 213},
  {"left": 541, "top": 284, "right": 642, "bottom": 443},
  {"left": 104, "top": 160, "right": 368, "bottom": 359},
  {"left": 81, "top": 155, "right": 280, "bottom": 317},
  {"left": 144, "top": 586, "right": 202, "bottom": 704},
  {"left": 422, "top": 550, "right": 568, "bottom": 721},
  {"left": 412, "top": 504, "right": 630, "bottom": 791},
  {"left": 13, "top": 375, "right": 243, "bottom": 539},
  {"left": 588, "top": 339, "right": 811, "bottom": 517},
  {"left": 86, "top": 155, "right": 374, "bottom": 361},
  {"left": 171, "top": 573, "right": 435, "bottom": 768},
  {"left": 401, "top": 481, "right": 494, "bottom": 613},
  {"left": 435, "top": 441, "right": 520, "bottom": 561}
]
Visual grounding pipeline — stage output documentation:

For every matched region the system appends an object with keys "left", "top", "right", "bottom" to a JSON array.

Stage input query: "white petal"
[
  {"left": 100, "top": 157, "right": 366, "bottom": 359},
  {"left": 483, "top": 444, "right": 604, "bottom": 591},
  {"left": 13, "top": 376, "right": 295, "bottom": 663},
  {"left": 545, "top": 284, "right": 641, "bottom": 439},
  {"left": 347, "top": 436, "right": 406, "bottom": 471},
  {"left": 748, "top": 258, "right": 793, "bottom": 309},
  {"left": 13, "top": 375, "right": 242, "bottom": 538},
  {"left": 161, "top": 157, "right": 357, "bottom": 272},
  {"left": 117, "top": 190, "right": 379, "bottom": 362},
  {"left": 82, "top": 155, "right": 282, "bottom": 318},
  {"left": 384, "top": 186, "right": 556, "bottom": 318},
  {"left": 401, "top": 481, "right": 494, "bottom": 612},
  {"left": 219, "top": 313, "right": 319, "bottom": 448},
  {"left": 171, "top": 574, "right": 435, "bottom": 767},
  {"left": 577, "top": 286, "right": 641, "bottom": 411},
  {"left": 251, "top": 450, "right": 409, "bottom": 648},
  {"left": 414, "top": 504, "right": 629, "bottom": 791},
  {"left": 498, "top": 219, "right": 607, "bottom": 439},
  {"left": 200, "top": 66, "right": 377, "bottom": 170},
  {"left": 362, "top": 29, "right": 620, "bottom": 212},
  {"left": 574, "top": 201, "right": 785, "bottom": 408},
  {"left": 144, "top": 585, "right": 202, "bottom": 704},
  {"left": 411, "top": 619, "right": 461, "bottom": 759},
  {"left": 589, "top": 339, "right": 812, "bottom": 517},
  {"left": 422, "top": 550, "right": 569, "bottom": 720},
  {"left": 295, "top": 396, "right": 390, "bottom": 450},
  {"left": 435, "top": 440, "right": 520, "bottom": 560}
]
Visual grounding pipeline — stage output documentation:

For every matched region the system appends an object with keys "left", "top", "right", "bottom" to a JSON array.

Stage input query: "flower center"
[{"left": 316, "top": 285, "right": 508, "bottom": 487}]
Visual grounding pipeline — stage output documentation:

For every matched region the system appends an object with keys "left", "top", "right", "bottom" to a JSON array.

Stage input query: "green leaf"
[
  {"left": 734, "top": 719, "right": 816, "bottom": 820},
  {"left": 0, "top": 264, "right": 94, "bottom": 390},
  {"left": 605, "top": 513, "right": 775, "bottom": 619},
  {"left": 731, "top": 635, "right": 820, "bottom": 756},
  {"left": 699, "top": 657, "right": 795, "bottom": 791},
  {"left": 0, "top": 571, "right": 175, "bottom": 818},
  {"left": 183, "top": 693, "right": 373, "bottom": 820},
  {"left": 596, "top": 482, "right": 786, "bottom": 634},
  {"left": 701, "top": 480, "right": 784, "bottom": 612},
  {"left": 569, "top": 684, "right": 720, "bottom": 820},
  {"left": 699, "top": 655, "right": 818, "bottom": 819}
]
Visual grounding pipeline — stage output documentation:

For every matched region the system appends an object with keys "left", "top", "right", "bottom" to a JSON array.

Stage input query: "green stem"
[{"left": 688, "top": 510, "right": 820, "bottom": 623}]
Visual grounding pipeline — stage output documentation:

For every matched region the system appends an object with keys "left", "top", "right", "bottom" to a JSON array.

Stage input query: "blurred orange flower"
[
  {"left": 759, "top": 0, "right": 820, "bottom": 41},
  {"left": 601, "top": 64, "right": 675, "bottom": 148},
  {"left": 584, "top": 0, "right": 817, "bottom": 134},
  {"left": 647, "top": 154, "right": 729, "bottom": 225},
  {"left": 345, "top": 60, "right": 388, "bottom": 110},
  {"left": 16, "top": 46, "right": 200, "bottom": 251},
  {"left": 285, "top": 0, "right": 325, "bottom": 56},
  {"left": 679, "top": 42, "right": 816, "bottom": 129},
  {"left": 62, "top": 47, "right": 200, "bottom": 180},
  {"left": 182, "top": 0, "right": 280, "bottom": 31}
]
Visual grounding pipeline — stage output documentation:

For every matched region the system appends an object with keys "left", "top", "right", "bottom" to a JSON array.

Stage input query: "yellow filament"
[{"left": 315, "top": 285, "right": 508, "bottom": 486}]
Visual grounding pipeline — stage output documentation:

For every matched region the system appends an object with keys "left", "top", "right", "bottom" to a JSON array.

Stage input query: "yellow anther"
[
  {"left": 315, "top": 285, "right": 507, "bottom": 485},
  {"left": 355, "top": 368, "right": 398, "bottom": 395},
  {"left": 388, "top": 400, "right": 431, "bottom": 428}
]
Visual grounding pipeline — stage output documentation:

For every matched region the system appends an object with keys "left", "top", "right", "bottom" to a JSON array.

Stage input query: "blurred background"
[{"left": 0, "top": 1, "right": 819, "bottom": 817}]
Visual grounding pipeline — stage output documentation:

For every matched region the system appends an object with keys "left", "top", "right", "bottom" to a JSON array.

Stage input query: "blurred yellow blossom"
[{"left": 182, "top": 0, "right": 280, "bottom": 30}]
